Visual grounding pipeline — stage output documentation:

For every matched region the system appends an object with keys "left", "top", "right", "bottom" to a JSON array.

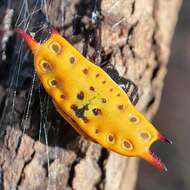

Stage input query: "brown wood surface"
[{"left": 0, "top": 0, "right": 182, "bottom": 189}]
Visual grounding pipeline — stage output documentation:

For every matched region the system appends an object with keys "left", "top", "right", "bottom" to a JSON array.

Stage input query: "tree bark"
[{"left": 0, "top": 0, "right": 182, "bottom": 190}]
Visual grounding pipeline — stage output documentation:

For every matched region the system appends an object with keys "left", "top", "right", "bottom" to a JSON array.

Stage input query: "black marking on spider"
[
  {"left": 102, "top": 63, "right": 139, "bottom": 106},
  {"left": 71, "top": 103, "right": 89, "bottom": 123}
]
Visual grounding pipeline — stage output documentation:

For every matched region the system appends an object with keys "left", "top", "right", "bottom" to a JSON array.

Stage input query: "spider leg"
[
  {"left": 72, "top": 2, "right": 90, "bottom": 57},
  {"left": 91, "top": 0, "right": 101, "bottom": 26},
  {"left": 99, "top": 61, "right": 110, "bottom": 68},
  {"left": 90, "top": 0, "right": 102, "bottom": 65},
  {"left": 72, "top": 14, "right": 83, "bottom": 36},
  {"left": 72, "top": 1, "right": 86, "bottom": 36},
  {"left": 125, "top": 79, "right": 139, "bottom": 105}
]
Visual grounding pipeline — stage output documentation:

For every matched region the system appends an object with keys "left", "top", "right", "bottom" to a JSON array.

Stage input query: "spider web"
[{"left": 0, "top": 0, "right": 67, "bottom": 188}]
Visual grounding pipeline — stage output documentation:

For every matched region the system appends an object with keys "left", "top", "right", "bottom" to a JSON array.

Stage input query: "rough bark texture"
[{"left": 0, "top": 0, "right": 182, "bottom": 190}]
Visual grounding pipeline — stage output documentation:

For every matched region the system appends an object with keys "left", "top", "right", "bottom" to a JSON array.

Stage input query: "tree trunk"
[{"left": 0, "top": 0, "right": 182, "bottom": 190}]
